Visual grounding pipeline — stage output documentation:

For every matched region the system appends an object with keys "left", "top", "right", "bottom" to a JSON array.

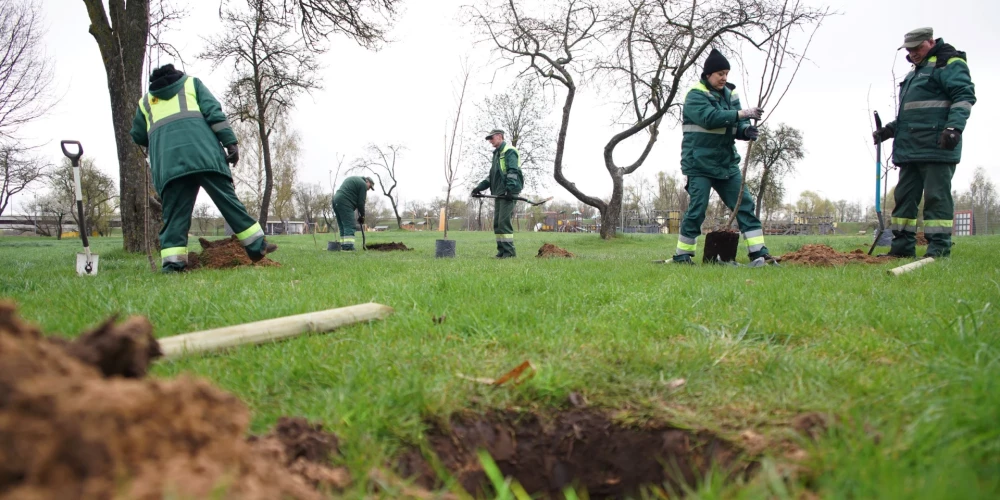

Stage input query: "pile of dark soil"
[
  {"left": 0, "top": 301, "right": 343, "bottom": 500},
  {"left": 366, "top": 242, "right": 412, "bottom": 251},
  {"left": 397, "top": 410, "right": 753, "bottom": 499},
  {"left": 915, "top": 232, "right": 928, "bottom": 246},
  {"left": 188, "top": 236, "right": 280, "bottom": 270},
  {"left": 780, "top": 244, "right": 887, "bottom": 266},
  {"left": 703, "top": 230, "right": 739, "bottom": 263},
  {"left": 536, "top": 243, "right": 574, "bottom": 258}
]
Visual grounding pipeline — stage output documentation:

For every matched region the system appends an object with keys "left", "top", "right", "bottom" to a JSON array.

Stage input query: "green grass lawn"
[{"left": 1, "top": 231, "right": 998, "bottom": 498}]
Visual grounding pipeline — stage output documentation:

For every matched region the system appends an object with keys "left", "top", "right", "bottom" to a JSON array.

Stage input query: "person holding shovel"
[
  {"left": 671, "top": 49, "right": 775, "bottom": 266},
  {"left": 471, "top": 129, "right": 524, "bottom": 258},
  {"left": 873, "top": 27, "right": 975, "bottom": 259},
  {"left": 130, "top": 64, "right": 277, "bottom": 273},
  {"left": 332, "top": 176, "right": 374, "bottom": 251}
]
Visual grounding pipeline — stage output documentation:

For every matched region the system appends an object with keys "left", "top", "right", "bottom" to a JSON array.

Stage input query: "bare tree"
[
  {"left": 968, "top": 166, "right": 996, "bottom": 234},
  {"left": 351, "top": 144, "right": 405, "bottom": 228},
  {"left": 293, "top": 181, "right": 325, "bottom": 227},
  {"left": 277, "top": 0, "right": 402, "bottom": 51},
  {"left": 0, "top": 0, "right": 54, "bottom": 140},
  {"left": 744, "top": 123, "right": 803, "bottom": 218},
  {"left": 193, "top": 202, "right": 213, "bottom": 235},
  {"left": 31, "top": 192, "right": 69, "bottom": 238},
  {"left": 50, "top": 158, "right": 119, "bottom": 237},
  {"left": 443, "top": 62, "right": 472, "bottom": 239},
  {"left": 0, "top": 145, "right": 46, "bottom": 217},
  {"left": 82, "top": 0, "right": 160, "bottom": 252},
  {"left": 202, "top": 0, "right": 320, "bottom": 228},
  {"left": 467, "top": 80, "right": 554, "bottom": 192},
  {"left": 270, "top": 117, "right": 300, "bottom": 223},
  {"left": 471, "top": 0, "right": 823, "bottom": 239}
]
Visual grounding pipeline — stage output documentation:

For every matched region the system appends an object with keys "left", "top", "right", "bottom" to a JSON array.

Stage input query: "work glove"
[
  {"left": 938, "top": 128, "right": 961, "bottom": 150},
  {"left": 738, "top": 107, "right": 764, "bottom": 120},
  {"left": 357, "top": 215, "right": 365, "bottom": 225},
  {"left": 744, "top": 125, "right": 760, "bottom": 141},
  {"left": 224, "top": 143, "right": 239, "bottom": 165},
  {"left": 872, "top": 127, "right": 893, "bottom": 144},
  {"left": 471, "top": 188, "right": 483, "bottom": 197}
]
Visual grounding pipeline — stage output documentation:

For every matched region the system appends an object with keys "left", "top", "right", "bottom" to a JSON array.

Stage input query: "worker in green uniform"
[
  {"left": 332, "top": 176, "right": 374, "bottom": 251},
  {"left": 472, "top": 129, "right": 523, "bottom": 258},
  {"left": 130, "top": 64, "right": 276, "bottom": 273},
  {"left": 873, "top": 27, "right": 975, "bottom": 258},
  {"left": 672, "top": 49, "right": 775, "bottom": 266}
]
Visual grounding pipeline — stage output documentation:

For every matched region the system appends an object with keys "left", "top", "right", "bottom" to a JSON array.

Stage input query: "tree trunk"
[
  {"left": 255, "top": 97, "right": 273, "bottom": 229},
  {"left": 754, "top": 166, "right": 771, "bottom": 218},
  {"left": 599, "top": 174, "right": 625, "bottom": 239},
  {"left": 83, "top": 0, "right": 160, "bottom": 253},
  {"left": 390, "top": 200, "right": 402, "bottom": 229}
]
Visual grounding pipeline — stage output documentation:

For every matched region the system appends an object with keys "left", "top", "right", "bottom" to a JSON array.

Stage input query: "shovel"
[
  {"left": 868, "top": 111, "right": 889, "bottom": 255},
  {"left": 61, "top": 140, "right": 99, "bottom": 275},
  {"left": 473, "top": 193, "right": 553, "bottom": 207}
]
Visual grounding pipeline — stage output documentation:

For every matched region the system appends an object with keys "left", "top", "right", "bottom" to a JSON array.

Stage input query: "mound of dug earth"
[
  {"left": 366, "top": 242, "right": 412, "bottom": 251},
  {"left": 398, "top": 410, "right": 752, "bottom": 498},
  {"left": 188, "top": 236, "right": 280, "bottom": 270},
  {"left": 537, "top": 243, "right": 574, "bottom": 258},
  {"left": 0, "top": 302, "right": 344, "bottom": 500},
  {"left": 780, "top": 244, "right": 887, "bottom": 266}
]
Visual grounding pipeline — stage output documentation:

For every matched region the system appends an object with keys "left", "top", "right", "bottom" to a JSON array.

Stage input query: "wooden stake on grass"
[
  {"left": 158, "top": 302, "right": 393, "bottom": 359},
  {"left": 888, "top": 257, "right": 934, "bottom": 277}
]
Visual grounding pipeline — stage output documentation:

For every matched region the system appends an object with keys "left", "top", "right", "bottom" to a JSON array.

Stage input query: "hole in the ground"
[{"left": 398, "top": 409, "right": 756, "bottom": 499}]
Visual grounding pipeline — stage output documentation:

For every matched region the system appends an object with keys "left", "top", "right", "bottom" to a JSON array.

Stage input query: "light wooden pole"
[
  {"left": 158, "top": 302, "right": 393, "bottom": 359},
  {"left": 888, "top": 257, "right": 935, "bottom": 277}
]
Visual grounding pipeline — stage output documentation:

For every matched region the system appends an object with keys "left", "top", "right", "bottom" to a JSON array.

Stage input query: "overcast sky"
[{"left": 14, "top": 0, "right": 999, "bottom": 216}]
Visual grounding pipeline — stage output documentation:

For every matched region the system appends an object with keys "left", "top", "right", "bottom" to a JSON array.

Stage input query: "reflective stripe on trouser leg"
[
  {"left": 889, "top": 217, "right": 918, "bottom": 233},
  {"left": 922, "top": 220, "right": 953, "bottom": 234},
  {"left": 675, "top": 235, "right": 697, "bottom": 256},
  {"left": 742, "top": 229, "right": 765, "bottom": 254},
  {"left": 160, "top": 246, "right": 188, "bottom": 264},
  {"left": 236, "top": 222, "right": 264, "bottom": 246}
]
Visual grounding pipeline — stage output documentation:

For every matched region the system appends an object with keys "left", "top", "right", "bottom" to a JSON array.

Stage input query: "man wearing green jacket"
[
  {"left": 672, "top": 49, "right": 774, "bottom": 265},
  {"left": 332, "top": 176, "right": 374, "bottom": 251},
  {"left": 472, "top": 129, "right": 523, "bottom": 258},
  {"left": 874, "top": 27, "right": 975, "bottom": 258},
  {"left": 130, "top": 64, "right": 276, "bottom": 272}
]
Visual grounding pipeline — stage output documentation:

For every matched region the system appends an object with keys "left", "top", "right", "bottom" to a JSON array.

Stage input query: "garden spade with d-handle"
[{"left": 61, "top": 140, "right": 98, "bottom": 275}]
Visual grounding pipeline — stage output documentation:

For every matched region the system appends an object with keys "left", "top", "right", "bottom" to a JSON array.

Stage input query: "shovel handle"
[{"left": 61, "top": 140, "right": 83, "bottom": 165}]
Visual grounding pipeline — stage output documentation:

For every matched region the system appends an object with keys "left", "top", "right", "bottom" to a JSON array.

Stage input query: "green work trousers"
[
  {"left": 333, "top": 197, "right": 358, "bottom": 250},
  {"left": 674, "top": 174, "right": 768, "bottom": 261},
  {"left": 494, "top": 198, "right": 516, "bottom": 258},
  {"left": 159, "top": 172, "right": 264, "bottom": 272},
  {"left": 890, "top": 162, "right": 956, "bottom": 257}
]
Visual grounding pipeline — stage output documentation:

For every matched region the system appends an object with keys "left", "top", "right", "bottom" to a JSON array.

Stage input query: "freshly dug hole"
[
  {"left": 398, "top": 410, "right": 754, "bottom": 499},
  {"left": 366, "top": 242, "right": 412, "bottom": 251}
]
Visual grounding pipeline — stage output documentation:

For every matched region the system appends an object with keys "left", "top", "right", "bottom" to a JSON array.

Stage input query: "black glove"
[
  {"left": 873, "top": 127, "right": 893, "bottom": 145},
  {"left": 357, "top": 215, "right": 365, "bottom": 225},
  {"left": 224, "top": 143, "right": 239, "bottom": 164},
  {"left": 938, "top": 128, "right": 961, "bottom": 150},
  {"left": 471, "top": 188, "right": 483, "bottom": 197},
  {"left": 744, "top": 126, "right": 759, "bottom": 141}
]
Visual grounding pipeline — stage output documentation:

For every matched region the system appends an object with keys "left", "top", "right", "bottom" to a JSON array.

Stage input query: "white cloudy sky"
[{"left": 14, "top": 0, "right": 999, "bottom": 215}]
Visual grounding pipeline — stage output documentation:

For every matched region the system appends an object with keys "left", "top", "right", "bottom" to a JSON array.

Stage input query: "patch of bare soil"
[
  {"left": 779, "top": 244, "right": 889, "bottom": 267},
  {"left": 366, "top": 242, "right": 412, "bottom": 251},
  {"left": 397, "top": 410, "right": 754, "bottom": 499},
  {"left": 703, "top": 230, "right": 740, "bottom": 263},
  {"left": 0, "top": 301, "right": 342, "bottom": 500},
  {"left": 536, "top": 243, "right": 574, "bottom": 258},
  {"left": 915, "top": 232, "right": 928, "bottom": 246},
  {"left": 188, "top": 236, "right": 279, "bottom": 270}
]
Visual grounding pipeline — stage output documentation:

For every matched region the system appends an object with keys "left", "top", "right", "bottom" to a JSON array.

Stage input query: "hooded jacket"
[{"left": 130, "top": 69, "right": 238, "bottom": 195}]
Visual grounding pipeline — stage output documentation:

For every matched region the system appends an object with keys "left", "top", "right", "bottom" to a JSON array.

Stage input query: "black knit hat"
[{"left": 702, "top": 49, "right": 730, "bottom": 77}]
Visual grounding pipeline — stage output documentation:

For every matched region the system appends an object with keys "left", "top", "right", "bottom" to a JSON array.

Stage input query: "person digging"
[
  {"left": 873, "top": 27, "right": 975, "bottom": 259},
  {"left": 671, "top": 49, "right": 776, "bottom": 267},
  {"left": 130, "top": 64, "right": 277, "bottom": 273},
  {"left": 332, "top": 176, "right": 374, "bottom": 251},
  {"left": 471, "top": 129, "right": 524, "bottom": 258}
]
